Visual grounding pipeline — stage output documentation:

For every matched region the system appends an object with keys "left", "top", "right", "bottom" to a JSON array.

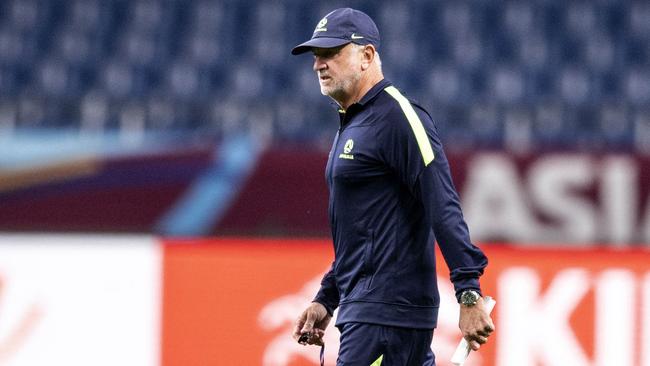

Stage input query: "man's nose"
[{"left": 313, "top": 57, "right": 327, "bottom": 72}]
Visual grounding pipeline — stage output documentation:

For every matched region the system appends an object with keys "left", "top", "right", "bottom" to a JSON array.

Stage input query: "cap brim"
[{"left": 291, "top": 37, "right": 351, "bottom": 55}]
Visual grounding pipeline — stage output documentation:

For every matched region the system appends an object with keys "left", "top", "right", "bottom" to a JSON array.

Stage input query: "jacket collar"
[{"left": 357, "top": 78, "right": 391, "bottom": 106}]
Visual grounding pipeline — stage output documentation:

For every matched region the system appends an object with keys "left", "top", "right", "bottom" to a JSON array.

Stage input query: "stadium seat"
[
  {"left": 427, "top": 65, "right": 462, "bottom": 104},
  {"left": 165, "top": 61, "right": 200, "bottom": 99},
  {"left": 628, "top": 3, "right": 650, "bottom": 39},
  {"left": 557, "top": 66, "right": 593, "bottom": 106},
  {"left": 36, "top": 60, "right": 78, "bottom": 97},
  {"left": 533, "top": 102, "right": 565, "bottom": 147},
  {"left": 564, "top": 2, "right": 598, "bottom": 38},
  {"left": 183, "top": 33, "right": 222, "bottom": 67},
  {"left": 0, "top": 67, "right": 18, "bottom": 94},
  {"left": 633, "top": 109, "right": 650, "bottom": 154},
  {"left": 502, "top": 2, "right": 535, "bottom": 38},
  {"left": 0, "top": 99, "right": 17, "bottom": 133},
  {"left": 503, "top": 105, "right": 533, "bottom": 154},
  {"left": 599, "top": 103, "right": 631, "bottom": 148},
  {"left": 5, "top": 0, "right": 43, "bottom": 32},
  {"left": 16, "top": 96, "right": 47, "bottom": 128},
  {"left": 583, "top": 33, "right": 615, "bottom": 72},
  {"left": 468, "top": 102, "right": 502, "bottom": 147},
  {"left": 79, "top": 91, "right": 110, "bottom": 133},
  {"left": 490, "top": 65, "right": 525, "bottom": 104},
  {"left": 623, "top": 68, "right": 650, "bottom": 106}
]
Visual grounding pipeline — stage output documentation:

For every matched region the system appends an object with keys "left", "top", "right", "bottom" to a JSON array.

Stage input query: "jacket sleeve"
[
  {"left": 313, "top": 261, "right": 339, "bottom": 316},
  {"left": 378, "top": 97, "right": 487, "bottom": 302},
  {"left": 415, "top": 145, "right": 488, "bottom": 302}
]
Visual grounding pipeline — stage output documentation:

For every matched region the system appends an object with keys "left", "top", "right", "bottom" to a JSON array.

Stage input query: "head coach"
[{"left": 290, "top": 8, "right": 494, "bottom": 366}]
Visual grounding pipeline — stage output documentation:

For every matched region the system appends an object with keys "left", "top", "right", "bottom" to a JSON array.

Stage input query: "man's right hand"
[
  {"left": 292, "top": 302, "right": 331, "bottom": 346},
  {"left": 459, "top": 296, "right": 495, "bottom": 351}
]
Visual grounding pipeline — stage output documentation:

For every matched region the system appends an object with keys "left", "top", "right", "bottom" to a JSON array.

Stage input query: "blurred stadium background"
[{"left": 0, "top": 0, "right": 649, "bottom": 365}]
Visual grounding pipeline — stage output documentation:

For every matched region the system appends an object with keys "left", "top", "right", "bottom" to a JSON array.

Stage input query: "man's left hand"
[{"left": 459, "top": 296, "right": 495, "bottom": 351}]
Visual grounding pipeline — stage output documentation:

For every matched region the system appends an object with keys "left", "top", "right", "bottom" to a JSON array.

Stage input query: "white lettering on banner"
[
  {"left": 258, "top": 276, "right": 336, "bottom": 366},
  {"left": 497, "top": 267, "right": 649, "bottom": 366},
  {"left": 463, "top": 154, "right": 537, "bottom": 242},
  {"left": 529, "top": 155, "right": 596, "bottom": 243},
  {"left": 600, "top": 158, "right": 637, "bottom": 245},
  {"left": 497, "top": 268, "right": 591, "bottom": 366},
  {"left": 0, "top": 277, "right": 43, "bottom": 364},
  {"left": 462, "top": 153, "right": 650, "bottom": 244},
  {"left": 595, "top": 270, "right": 635, "bottom": 366}
]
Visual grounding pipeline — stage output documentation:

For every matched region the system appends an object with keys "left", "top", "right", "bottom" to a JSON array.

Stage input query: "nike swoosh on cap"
[{"left": 351, "top": 33, "right": 364, "bottom": 39}]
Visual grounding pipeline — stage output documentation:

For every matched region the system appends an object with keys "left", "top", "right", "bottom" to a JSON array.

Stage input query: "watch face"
[{"left": 461, "top": 290, "right": 479, "bottom": 305}]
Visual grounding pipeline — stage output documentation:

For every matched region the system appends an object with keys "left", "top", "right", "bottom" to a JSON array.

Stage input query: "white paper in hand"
[{"left": 450, "top": 296, "right": 496, "bottom": 366}]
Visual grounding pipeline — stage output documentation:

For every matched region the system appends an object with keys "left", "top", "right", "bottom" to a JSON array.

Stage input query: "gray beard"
[{"left": 321, "top": 73, "right": 361, "bottom": 103}]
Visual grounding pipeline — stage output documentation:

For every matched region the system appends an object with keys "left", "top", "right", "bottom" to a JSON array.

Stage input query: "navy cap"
[{"left": 291, "top": 8, "right": 380, "bottom": 55}]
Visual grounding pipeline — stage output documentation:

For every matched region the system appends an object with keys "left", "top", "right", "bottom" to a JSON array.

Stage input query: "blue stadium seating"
[{"left": 0, "top": 0, "right": 648, "bottom": 151}]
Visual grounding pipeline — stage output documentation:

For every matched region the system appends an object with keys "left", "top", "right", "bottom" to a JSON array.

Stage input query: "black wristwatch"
[{"left": 460, "top": 290, "right": 480, "bottom": 306}]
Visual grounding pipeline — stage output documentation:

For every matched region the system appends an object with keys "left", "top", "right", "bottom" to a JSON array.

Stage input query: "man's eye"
[{"left": 313, "top": 47, "right": 341, "bottom": 58}]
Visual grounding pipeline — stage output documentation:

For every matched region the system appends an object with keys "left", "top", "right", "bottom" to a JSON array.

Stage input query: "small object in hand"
[
  {"left": 451, "top": 296, "right": 496, "bottom": 366},
  {"left": 298, "top": 332, "right": 311, "bottom": 344}
]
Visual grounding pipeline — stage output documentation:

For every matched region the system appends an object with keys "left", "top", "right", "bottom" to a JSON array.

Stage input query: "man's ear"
[{"left": 360, "top": 45, "right": 375, "bottom": 71}]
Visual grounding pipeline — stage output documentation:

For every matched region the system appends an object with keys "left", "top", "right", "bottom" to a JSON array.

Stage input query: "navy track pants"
[{"left": 336, "top": 322, "right": 435, "bottom": 366}]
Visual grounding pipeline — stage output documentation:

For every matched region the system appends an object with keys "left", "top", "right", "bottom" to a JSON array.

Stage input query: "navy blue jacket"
[{"left": 314, "top": 79, "right": 487, "bottom": 329}]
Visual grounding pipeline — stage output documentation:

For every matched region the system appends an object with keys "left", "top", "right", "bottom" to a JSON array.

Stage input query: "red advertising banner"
[
  {"left": 160, "top": 239, "right": 650, "bottom": 366},
  {"left": 161, "top": 238, "right": 335, "bottom": 366}
]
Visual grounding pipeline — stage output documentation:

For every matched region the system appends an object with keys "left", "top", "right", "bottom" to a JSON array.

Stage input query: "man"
[{"left": 290, "top": 8, "right": 494, "bottom": 366}]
